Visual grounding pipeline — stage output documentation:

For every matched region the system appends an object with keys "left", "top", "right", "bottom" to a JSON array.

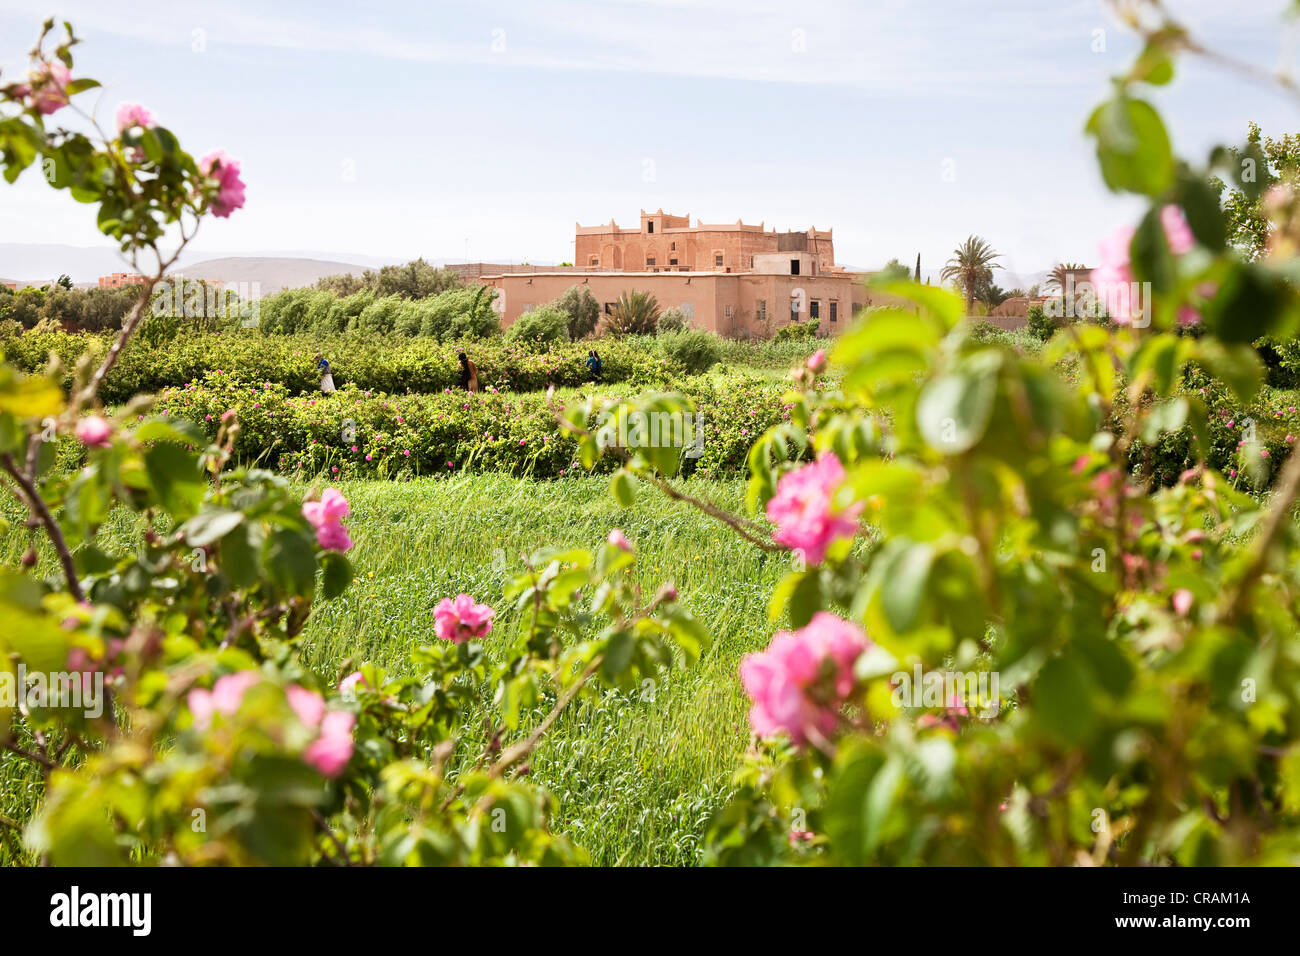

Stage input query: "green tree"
[
  {"left": 940, "top": 235, "right": 1001, "bottom": 314},
  {"left": 1210, "top": 121, "right": 1300, "bottom": 260},
  {"left": 554, "top": 285, "right": 600, "bottom": 339},
  {"left": 881, "top": 258, "right": 910, "bottom": 280},
  {"left": 1044, "top": 262, "right": 1086, "bottom": 295},
  {"left": 504, "top": 304, "right": 569, "bottom": 345}
]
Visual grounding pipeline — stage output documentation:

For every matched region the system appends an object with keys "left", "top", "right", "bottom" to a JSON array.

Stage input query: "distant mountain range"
[
  {"left": 0, "top": 244, "right": 452, "bottom": 294},
  {"left": 169, "top": 257, "right": 375, "bottom": 294}
]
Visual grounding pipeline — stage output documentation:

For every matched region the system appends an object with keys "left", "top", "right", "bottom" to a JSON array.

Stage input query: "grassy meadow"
[{"left": 0, "top": 473, "right": 787, "bottom": 866}]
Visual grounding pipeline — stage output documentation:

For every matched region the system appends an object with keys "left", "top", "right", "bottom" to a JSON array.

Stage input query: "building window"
[
  {"left": 589, "top": 256, "right": 599, "bottom": 266},
  {"left": 647, "top": 221, "right": 654, "bottom": 234},
  {"left": 669, "top": 257, "right": 678, "bottom": 266},
  {"left": 830, "top": 301, "right": 838, "bottom": 323},
  {"left": 791, "top": 301, "right": 800, "bottom": 322},
  {"left": 714, "top": 253, "right": 723, "bottom": 268},
  {"left": 756, "top": 299, "right": 767, "bottom": 321},
  {"left": 749, "top": 257, "right": 754, "bottom": 268},
  {"left": 523, "top": 303, "right": 535, "bottom": 313},
  {"left": 790, "top": 259, "right": 800, "bottom": 276},
  {"left": 724, "top": 305, "right": 733, "bottom": 318},
  {"left": 680, "top": 302, "right": 694, "bottom": 320},
  {"left": 646, "top": 256, "right": 656, "bottom": 267},
  {"left": 604, "top": 302, "right": 616, "bottom": 315},
  {"left": 809, "top": 300, "right": 820, "bottom": 320},
  {"left": 670, "top": 241, "right": 676, "bottom": 250}
]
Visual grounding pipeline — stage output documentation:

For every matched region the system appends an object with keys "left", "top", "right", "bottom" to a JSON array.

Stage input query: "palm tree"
[
  {"left": 1043, "top": 262, "right": 1086, "bottom": 295},
  {"left": 975, "top": 279, "right": 1010, "bottom": 311},
  {"left": 940, "top": 236, "right": 1002, "bottom": 314},
  {"left": 604, "top": 289, "right": 660, "bottom": 335}
]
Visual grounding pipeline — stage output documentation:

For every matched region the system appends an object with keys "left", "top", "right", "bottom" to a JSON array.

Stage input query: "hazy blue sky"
[{"left": 1, "top": 0, "right": 1297, "bottom": 278}]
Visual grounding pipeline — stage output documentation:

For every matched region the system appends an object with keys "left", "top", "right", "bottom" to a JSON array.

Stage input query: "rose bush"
[
  {"left": 563, "top": 8, "right": 1300, "bottom": 866},
  {"left": 0, "top": 328, "right": 688, "bottom": 403},
  {"left": 0, "top": 23, "right": 707, "bottom": 866},
  {"left": 144, "top": 371, "right": 798, "bottom": 481}
]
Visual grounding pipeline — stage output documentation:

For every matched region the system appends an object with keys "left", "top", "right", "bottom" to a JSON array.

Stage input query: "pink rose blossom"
[
  {"left": 286, "top": 684, "right": 325, "bottom": 728},
  {"left": 338, "top": 670, "right": 367, "bottom": 694},
  {"left": 75, "top": 415, "right": 112, "bottom": 448},
  {"left": 1091, "top": 206, "right": 1195, "bottom": 325},
  {"left": 608, "top": 528, "right": 631, "bottom": 551},
  {"left": 434, "top": 593, "right": 495, "bottom": 643},
  {"left": 302, "top": 488, "right": 353, "bottom": 552},
  {"left": 114, "top": 101, "right": 156, "bottom": 134},
  {"left": 807, "top": 350, "right": 827, "bottom": 374},
  {"left": 765, "top": 453, "right": 863, "bottom": 565},
  {"left": 739, "top": 612, "right": 871, "bottom": 746},
  {"left": 303, "top": 710, "right": 356, "bottom": 778},
  {"left": 1161, "top": 204, "right": 1195, "bottom": 255},
  {"left": 198, "top": 149, "right": 247, "bottom": 218},
  {"left": 1172, "top": 588, "right": 1194, "bottom": 617},
  {"left": 30, "top": 62, "right": 71, "bottom": 115},
  {"left": 188, "top": 670, "right": 260, "bottom": 730}
]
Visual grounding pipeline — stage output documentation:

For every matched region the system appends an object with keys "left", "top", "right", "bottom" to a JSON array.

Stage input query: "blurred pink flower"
[
  {"left": 303, "top": 710, "right": 355, "bottom": 778},
  {"left": 302, "top": 488, "right": 353, "bottom": 552},
  {"left": 765, "top": 453, "right": 862, "bottom": 564},
  {"left": 608, "top": 528, "right": 631, "bottom": 551},
  {"left": 286, "top": 685, "right": 325, "bottom": 728},
  {"left": 75, "top": 415, "right": 112, "bottom": 448},
  {"left": 30, "top": 61, "right": 71, "bottom": 114},
  {"left": 739, "top": 612, "right": 871, "bottom": 746},
  {"left": 807, "top": 349, "right": 827, "bottom": 374},
  {"left": 434, "top": 593, "right": 495, "bottom": 643},
  {"left": 198, "top": 149, "right": 247, "bottom": 218},
  {"left": 1161, "top": 204, "right": 1195, "bottom": 255},
  {"left": 188, "top": 670, "right": 260, "bottom": 730},
  {"left": 1091, "top": 206, "right": 1194, "bottom": 325},
  {"left": 1172, "top": 588, "right": 1194, "bottom": 617},
  {"left": 114, "top": 101, "right": 156, "bottom": 133},
  {"left": 338, "top": 670, "right": 367, "bottom": 694}
]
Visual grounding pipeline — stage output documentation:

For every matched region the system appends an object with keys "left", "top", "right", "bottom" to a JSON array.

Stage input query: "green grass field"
[
  {"left": 0, "top": 473, "right": 786, "bottom": 865},
  {"left": 306, "top": 476, "right": 784, "bottom": 865}
]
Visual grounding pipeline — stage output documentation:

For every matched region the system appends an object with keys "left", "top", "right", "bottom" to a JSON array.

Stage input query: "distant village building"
[
  {"left": 480, "top": 210, "right": 887, "bottom": 338},
  {"left": 982, "top": 295, "right": 1050, "bottom": 329},
  {"left": 2, "top": 281, "right": 16, "bottom": 291},
  {"left": 98, "top": 272, "right": 148, "bottom": 289}
]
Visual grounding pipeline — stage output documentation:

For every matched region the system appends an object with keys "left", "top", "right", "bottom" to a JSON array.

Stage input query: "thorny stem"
[
  {"left": 488, "top": 655, "right": 604, "bottom": 780},
  {"left": 0, "top": 451, "right": 84, "bottom": 602}
]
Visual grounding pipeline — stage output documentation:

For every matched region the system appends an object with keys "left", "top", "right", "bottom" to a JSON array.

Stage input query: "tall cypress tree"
[{"left": 914, "top": 253, "right": 921, "bottom": 283}]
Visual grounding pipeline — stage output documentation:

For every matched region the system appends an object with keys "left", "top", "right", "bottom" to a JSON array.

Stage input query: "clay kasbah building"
[{"left": 479, "top": 209, "right": 885, "bottom": 339}]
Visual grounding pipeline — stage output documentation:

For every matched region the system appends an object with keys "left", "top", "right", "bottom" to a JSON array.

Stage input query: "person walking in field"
[
  {"left": 458, "top": 351, "right": 479, "bottom": 393},
  {"left": 315, "top": 353, "right": 336, "bottom": 394},
  {"left": 586, "top": 349, "right": 603, "bottom": 383}
]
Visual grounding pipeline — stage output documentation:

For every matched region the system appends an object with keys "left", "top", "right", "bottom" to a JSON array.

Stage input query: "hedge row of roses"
[
  {"left": 148, "top": 371, "right": 800, "bottom": 481},
  {"left": 0, "top": 329, "right": 686, "bottom": 404}
]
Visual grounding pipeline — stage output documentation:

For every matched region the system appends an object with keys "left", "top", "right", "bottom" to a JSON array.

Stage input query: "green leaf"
[
  {"left": 880, "top": 541, "right": 935, "bottom": 634},
  {"left": 916, "top": 356, "right": 999, "bottom": 454},
  {"left": 143, "top": 443, "right": 205, "bottom": 520},
  {"left": 1034, "top": 654, "right": 1094, "bottom": 743},
  {"left": 321, "top": 552, "right": 352, "bottom": 600},
  {"left": 610, "top": 469, "right": 636, "bottom": 506},
  {"left": 265, "top": 529, "right": 317, "bottom": 597},
  {"left": 1202, "top": 262, "right": 1296, "bottom": 344},
  {"left": 1085, "top": 96, "right": 1175, "bottom": 196}
]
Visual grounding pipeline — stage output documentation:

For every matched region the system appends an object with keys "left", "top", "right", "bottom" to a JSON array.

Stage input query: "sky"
[{"left": 0, "top": 0, "right": 1297, "bottom": 281}]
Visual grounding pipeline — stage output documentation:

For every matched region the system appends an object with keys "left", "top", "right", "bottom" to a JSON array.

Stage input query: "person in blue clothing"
[
  {"left": 585, "top": 349, "right": 603, "bottom": 382},
  {"left": 314, "top": 353, "right": 336, "bottom": 393}
]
